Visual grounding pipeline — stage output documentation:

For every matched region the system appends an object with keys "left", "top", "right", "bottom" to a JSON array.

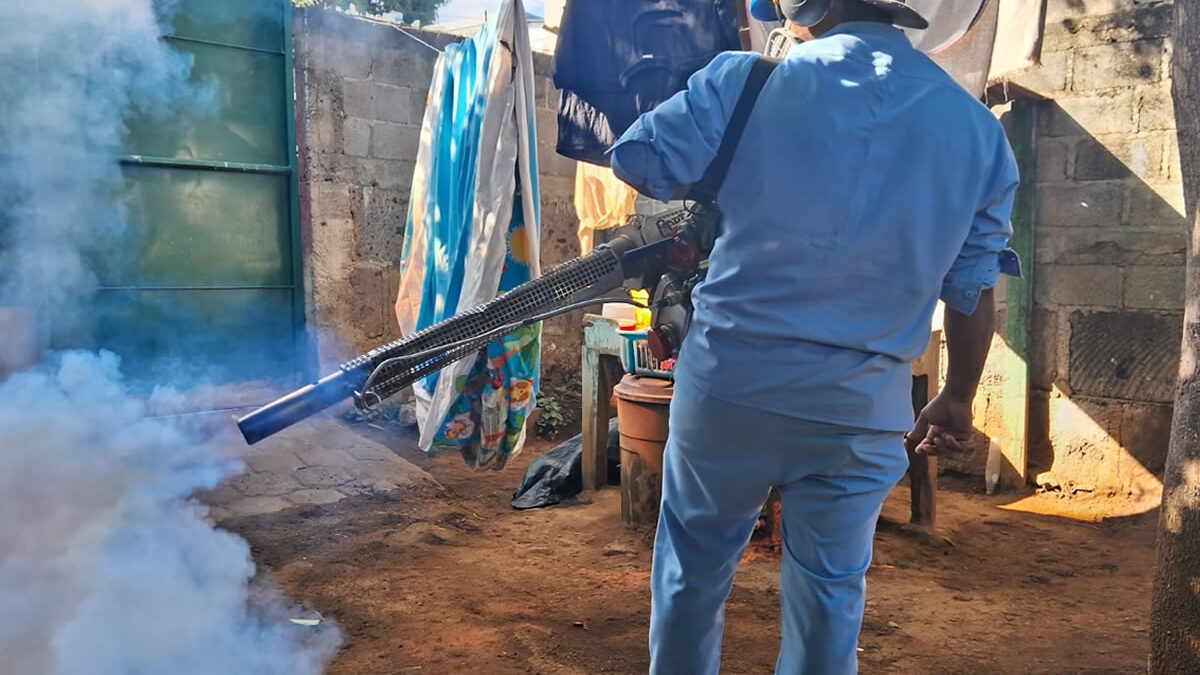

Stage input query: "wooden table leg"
[
  {"left": 581, "top": 346, "right": 615, "bottom": 492},
  {"left": 907, "top": 446, "right": 938, "bottom": 532},
  {"left": 907, "top": 371, "right": 938, "bottom": 532}
]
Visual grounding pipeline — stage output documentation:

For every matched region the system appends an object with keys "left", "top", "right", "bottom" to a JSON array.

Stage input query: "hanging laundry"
[
  {"left": 395, "top": 0, "right": 542, "bottom": 470},
  {"left": 989, "top": 0, "right": 1046, "bottom": 78},
  {"left": 574, "top": 162, "right": 638, "bottom": 254},
  {"left": 543, "top": 0, "right": 565, "bottom": 33},
  {"left": 905, "top": 0, "right": 1045, "bottom": 90},
  {"left": 552, "top": 0, "right": 742, "bottom": 166},
  {"left": 928, "top": 0, "right": 1000, "bottom": 98}
]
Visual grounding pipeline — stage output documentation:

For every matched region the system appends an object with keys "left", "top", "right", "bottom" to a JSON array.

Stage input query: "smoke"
[
  {"left": 0, "top": 0, "right": 202, "bottom": 347},
  {"left": 0, "top": 352, "right": 341, "bottom": 674},
  {"left": 0, "top": 1, "right": 342, "bottom": 673}
]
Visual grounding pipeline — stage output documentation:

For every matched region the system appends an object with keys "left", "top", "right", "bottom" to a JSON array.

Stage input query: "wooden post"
[
  {"left": 581, "top": 316, "right": 624, "bottom": 492},
  {"left": 581, "top": 347, "right": 613, "bottom": 491},
  {"left": 998, "top": 98, "right": 1037, "bottom": 489},
  {"left": 908, "top": 330, "right": 941, "bottom": 531}
]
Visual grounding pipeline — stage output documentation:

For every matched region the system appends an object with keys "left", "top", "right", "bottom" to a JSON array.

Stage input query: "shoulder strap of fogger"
[{"left": 687, "top": 55, "right": 780, "bottom": 204}]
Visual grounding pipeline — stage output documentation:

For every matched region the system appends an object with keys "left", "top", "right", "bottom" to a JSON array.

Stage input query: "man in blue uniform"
[{"left": 608, "top": 0, "right": 1021, "bottom": 672}]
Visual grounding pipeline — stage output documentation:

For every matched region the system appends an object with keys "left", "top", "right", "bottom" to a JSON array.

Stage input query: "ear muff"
[
  {"left": 778, "top": 0, "right": 834, "bottom": 27},
  {"left": 749, "top": 0, "right": 785, "bottom": 22}
]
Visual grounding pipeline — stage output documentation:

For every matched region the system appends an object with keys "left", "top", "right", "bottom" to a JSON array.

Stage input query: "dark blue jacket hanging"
[{"left": 552, "top": 0, "right": 741, "bottom": 166}]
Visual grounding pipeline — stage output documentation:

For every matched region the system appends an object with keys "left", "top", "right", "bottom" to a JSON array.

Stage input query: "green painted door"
[{"left": 100, "top": 0, "right": 303, "bottom": 387}]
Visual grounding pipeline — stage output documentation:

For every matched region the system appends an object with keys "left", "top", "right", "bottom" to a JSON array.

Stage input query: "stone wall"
[
  {"left": 968, "top": 0, "right": 1184, "bottom": 497},
  {"left": 294, "top": 9, "right": 580, "bottom": 379}
]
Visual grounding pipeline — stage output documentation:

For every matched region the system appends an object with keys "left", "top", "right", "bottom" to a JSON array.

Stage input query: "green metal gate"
[{"left": 98, "top": 0, "right": 304, "bottom": 387}]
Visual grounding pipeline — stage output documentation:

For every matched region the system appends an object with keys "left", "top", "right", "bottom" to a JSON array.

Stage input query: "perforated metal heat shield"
[
  {"left": 236, "top": 242, "right": 631, "bottom": 445},
  {"left": 345, "top": 244, "right": 627, "bottom": 400}
]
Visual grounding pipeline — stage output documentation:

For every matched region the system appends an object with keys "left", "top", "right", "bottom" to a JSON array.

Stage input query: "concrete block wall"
[
  {"left": 294, "top": 10, "right": 581, "bottom": 381},
  {"left": 978, "top": 0, "right": 1185, "bottom": 496}
]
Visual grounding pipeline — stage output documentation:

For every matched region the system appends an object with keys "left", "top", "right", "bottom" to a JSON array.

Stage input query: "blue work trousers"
[{"left": 649, "top": 379, "right": 909, "bottom": 675}]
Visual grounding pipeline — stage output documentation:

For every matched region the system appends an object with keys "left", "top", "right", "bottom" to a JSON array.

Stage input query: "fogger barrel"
[{"left": 236, "top": 239, "right": 636, "bottom": 445}]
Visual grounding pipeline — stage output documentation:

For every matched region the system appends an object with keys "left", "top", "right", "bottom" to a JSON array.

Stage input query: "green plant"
[
  {"left": 292, "top": 0, "right": 448, "bottom": 24},
  {"left": 535, "top": 394, "right": 566, "bottom": 439}
]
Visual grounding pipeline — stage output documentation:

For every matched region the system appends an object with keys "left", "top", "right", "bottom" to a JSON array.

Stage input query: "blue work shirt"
[{"left": 609, "top": 22, "right": 1021, "bottom": 432}]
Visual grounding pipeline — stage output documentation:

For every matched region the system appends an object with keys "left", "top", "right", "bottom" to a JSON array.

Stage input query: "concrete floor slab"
[{"left": 198, "top": 416, "right": 435, "bottom": 522}]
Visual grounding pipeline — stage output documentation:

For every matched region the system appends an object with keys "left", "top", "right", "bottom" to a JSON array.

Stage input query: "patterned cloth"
[{"left": 395, "top": 0, "right": 541, "bottom": 470}]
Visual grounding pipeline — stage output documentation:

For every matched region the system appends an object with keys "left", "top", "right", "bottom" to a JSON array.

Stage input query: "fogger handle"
[{"left": 236, "top": 369, "right": 356, "bottom": 445}]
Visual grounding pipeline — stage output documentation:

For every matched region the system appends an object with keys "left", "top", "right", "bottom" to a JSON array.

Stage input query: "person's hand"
[{"left": 906, "top": 391, "right": 974, "bottom": 456}]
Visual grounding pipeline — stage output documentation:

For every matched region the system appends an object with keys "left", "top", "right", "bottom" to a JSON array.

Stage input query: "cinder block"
[
  {"left": 348, "top": 265, "right": 390, "bottom": 340},
  {"left": 1045, "top": 0, "right": 1126, "bottom": 25},
  {"left": 372, "top": 47, "right": 437, "bottom": 89},
  {"left": 1036, "top": 228, "right": 1185, "bottom": 267},
  {"left": 355, "top": 158, "right": 416, "bottom": 192},
  {"left": 343, "top": 116, "right": 371, "bottom": 158},
  {"left": 1126, "top": 180, "right": 1188, "bottom": 228},
  {"left": 534, "top": 74, "right": 559, "bottom": 110},
  {"left": 1005, "top": 48, "right": 1069, "bottom": 94},
  {"left": 372, "top": 83, "right": 413, "bottom": 124},
  {"left": 537, "top": 141, "right": 576, "bottom": 179},
  {"left": 1119, "top": 401, "right": 1172, "bottom": 476},
  {"left": 371, "top": 121, "right": 420, "bottom": 160},
  {"left": 1072, "top": 139, "right": 1128, "bottom": 181},
  {"left": 1136, "top": 85, "right": 1177, "bottom": 132},
  {"left": 1124, "top": 265, "right": 1185, "bottom": 310},
  {"left": 316, "top": 35, "right": 372, "bottom": 80},
  {"left": 1068, "top": 310, "right": 1182, "bottom": 403},
  {"left": 1037, "top": 182, "right": 1123, "bottom": 228},
  {"left": 544, "top": 79, "right": 562, "bottom": 111},
  {"left": 1036, "top": 138, "right": 1072, "bottom": 182},
  {"left": 1072, "top": 40, "right": 1163, "bottom": 92},
  {"left": 1043, "top": 393, "right": 1122, "bottom": 492},
  {"left": 1165, "top": 138, "right": 1182, "bottom": 182},
  {"left": 307, "top": 153, "right": 357, "bottom": 184},
  {"left": 1073, "top": 136, "right": 1164, "bottom": 181},
  {"left": 305, "top": 97, "right": 343, "bottom": 153},
  {"left": 1029, "top": 305, "right": 1059, "bottom": 391},
  {"left": 535, "top": 107, "right": 559, "bottom": 141},
  {"left": 1035, "top": 264, "right": 1122, "bottom": 307},
  {"left": 359, "top": 188, "right": 409, "bottom": 265},
  {"left": 342, "top": 78, "right": 374, "bottom": 118},
  {"left": 408, "top": 87, "right": 431, "bottom": 126},
  {"left": 1043, "top": 2, "right": 1173, "bottom": 47},
  {"left": 1040, "top": 91, "right": 1135, "bottom": 137}
]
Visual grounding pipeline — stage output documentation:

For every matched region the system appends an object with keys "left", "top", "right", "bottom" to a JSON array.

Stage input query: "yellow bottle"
[{"left": 630, "top": 289, "right": 651, "bottom": 330}]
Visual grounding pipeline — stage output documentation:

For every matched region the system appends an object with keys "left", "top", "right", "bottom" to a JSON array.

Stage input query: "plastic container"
[
  {"left": 618, "top": 330, "right": 674, "bottom": 380},
  {"left": 601, "top": 302, "right": 637, "bottom": 327},
  {"left": 614, "top": 374, "right": 674, "bottom": 528}
]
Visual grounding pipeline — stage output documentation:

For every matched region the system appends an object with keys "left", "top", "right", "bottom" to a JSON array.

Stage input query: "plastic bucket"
[{"left": 613, "top": 374, "right": 673, "bottom": 528}]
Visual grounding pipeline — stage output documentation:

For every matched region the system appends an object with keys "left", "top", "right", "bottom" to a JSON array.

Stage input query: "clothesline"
[{"left": 388, "top": 22, "right": 444, "bottom": 54}]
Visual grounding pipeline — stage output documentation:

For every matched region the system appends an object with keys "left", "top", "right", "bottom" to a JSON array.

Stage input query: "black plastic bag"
[{"left": 511, "top": 418, "right": 620, "bottom": 510}]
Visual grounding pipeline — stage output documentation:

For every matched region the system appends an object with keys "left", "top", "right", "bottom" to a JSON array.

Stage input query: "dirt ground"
[{"left": 225, "top": 423, "right": 1156, "bottom": 675}]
